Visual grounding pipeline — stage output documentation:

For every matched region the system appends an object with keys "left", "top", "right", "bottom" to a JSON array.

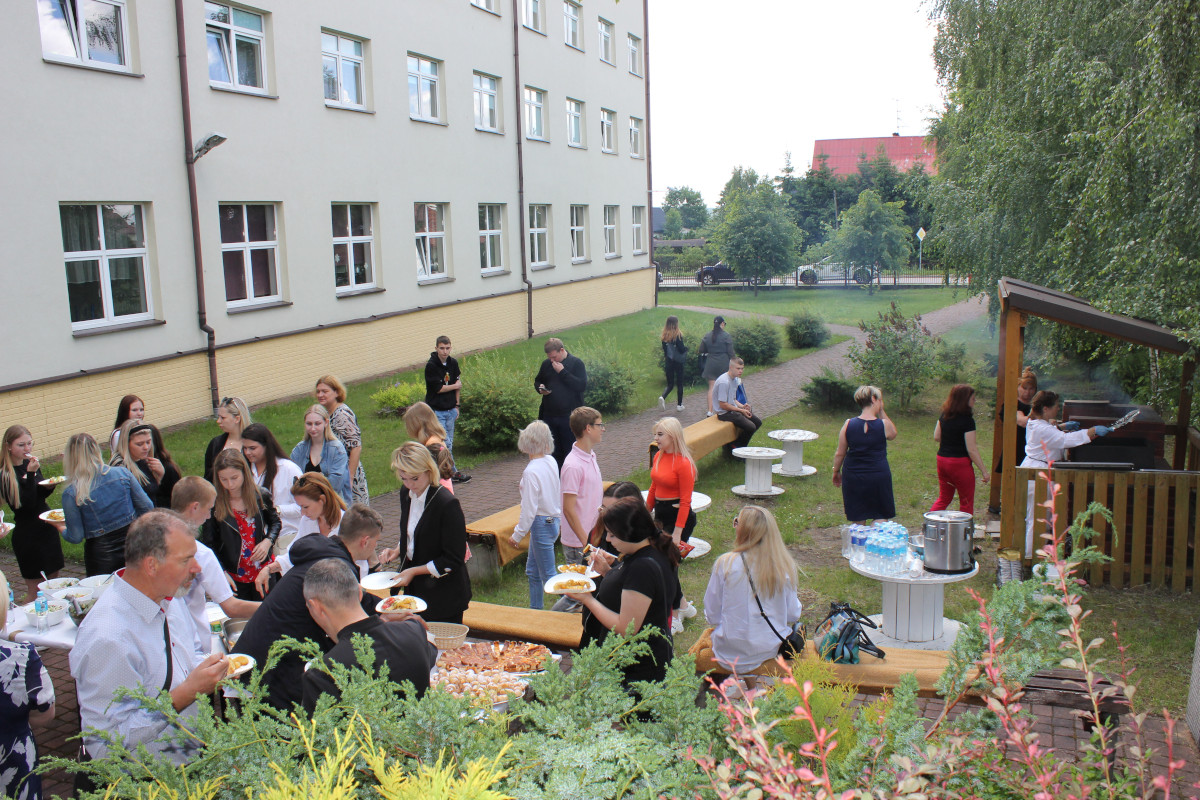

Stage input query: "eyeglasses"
[{"left": 592, "top": 422, "right": 606, "bottom": 430}]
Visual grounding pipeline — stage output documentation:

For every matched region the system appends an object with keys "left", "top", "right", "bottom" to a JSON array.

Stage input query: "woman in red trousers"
[{"left": 931, "top": 384, "right": 989, "bottom": 515}]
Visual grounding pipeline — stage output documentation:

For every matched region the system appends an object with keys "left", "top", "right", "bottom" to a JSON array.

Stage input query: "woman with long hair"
[
  {"left": 646, "top": 416, "right": 698, "bottom": 627},
  {"left": 108, "top": 394, "right": 144, "bottom": 454},
  {"left": 109, "top": 420, "right": 163, "bottom": 503},
  {"left": 404, "top": 401, "right": 448, "bottom": 447},
  {"left": 698, "top": 315, "right": 735, "bottom": 416},
  {"left": 567, "top": 496, "right": 677, "bottom": 689},
  {"left": 289, "top": 404, "right": 351, "bottom": 504},
  {"left": 145, "top": 424, "right": 182, "bottom": 508},
  {"left": 60, "top": 433, "right": 154, "bottom": 575},
  {"left": 931, "top": 384, "right": 990, "bottom": 515},
  {"left": 508, "top": 421, "right": 561, "bottom": 610},
  {"left": 658, "top": 315, "right": 688, "bottom": 412},
  {"left": 832, "top": 385, "right": 898, "bottom": 523},
  {"left": 203, "top": 396, "right": 252, "bottom": 482},
  {"left": 242, "top": 423, "right": 304, "bottom": 549},
  {"left": 315, "top": 375, "right": 369, "bottom": 505},
  {"left": 200, "top": 449, "right": 281, "bottom": 600},
  {"left": 990, "top": 367, "right": 1038, "bottom": 511},
  {"left": 254, "top": 471, "right": 348, "bottom": 592},
  {"left": 0, "top": 425, "right": 65, "bottom": 600},
  {"left": 691, "top": 505, "right": 802, "bottom": 683}
]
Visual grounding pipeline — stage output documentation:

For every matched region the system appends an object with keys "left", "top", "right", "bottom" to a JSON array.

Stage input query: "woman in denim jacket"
[
  {"left": 290, "top": 404, "right": 351, "bottom": 504},
  {"left": 59, "top": 433, "right": 154, "bottom": 576}
]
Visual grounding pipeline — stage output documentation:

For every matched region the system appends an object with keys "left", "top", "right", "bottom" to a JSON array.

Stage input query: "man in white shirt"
[
  {"left": 70, "top": 510, "right": 228, "bottom": 766},
  {"left": 713, "top": 357, "right": 762, "bottom": 451}
]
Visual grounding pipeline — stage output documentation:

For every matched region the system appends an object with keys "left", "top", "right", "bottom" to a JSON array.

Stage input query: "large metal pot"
[{"left": 922, "top": 511, "right": 975, "bottom": 574}]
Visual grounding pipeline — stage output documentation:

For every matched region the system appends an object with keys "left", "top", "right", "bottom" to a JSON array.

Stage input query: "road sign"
[{"left": 916, "top": 227, "right": 926, "bottom": 241}]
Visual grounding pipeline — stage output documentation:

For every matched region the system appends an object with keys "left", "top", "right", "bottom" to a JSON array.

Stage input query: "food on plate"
[
  {"left": 379, "top": 595, "right": 421, "bottom": 612},
  {"left": 433, "top": 667, "right": 527, "bottom": 707},
  {"left": 39, "top": 475, "right": 66, "bottom": 486},
  {"left": 43, "top": 509, "right": 66, "bottom": 522},
  {"left": 437, "top": 641, "right": 553, "bottom": 674},
  {"left": 555, "top": 578, "right": 592, "bottom": 592},
  {"left": 58, "top": 589, "right": 91, "bottom": 600},
  {"left": 557, "top": 564, "right": 588, "bottom": 574},
  {"left": 226, "top": 655, "right": 251, "bottom": 676}
]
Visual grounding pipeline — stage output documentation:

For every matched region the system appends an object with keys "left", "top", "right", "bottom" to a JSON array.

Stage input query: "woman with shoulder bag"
[
  {"left": 657, "top": 316, "right": 688, "bottom": 412},
  {"left": 699, "top": 315, "right": 735, "bottom": 417}
]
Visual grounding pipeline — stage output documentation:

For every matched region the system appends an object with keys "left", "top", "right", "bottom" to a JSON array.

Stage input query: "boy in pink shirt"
[{"left": 553, "top": 407, "right": 604, "bottom": 612}]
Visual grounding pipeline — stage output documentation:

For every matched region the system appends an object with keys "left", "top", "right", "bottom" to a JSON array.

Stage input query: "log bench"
[
  {"left": 648, "top": 414, "right": 738, "bottom": 467},
  {"left": 462, "top": 600, "right": 583, "bottom": 649}
]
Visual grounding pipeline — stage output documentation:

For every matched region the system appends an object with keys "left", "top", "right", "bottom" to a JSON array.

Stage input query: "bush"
[
  {"left": 786, "top": 311, "right": 830, "bottom": 349},
  {"left": 576, "top": 339, "right": 640, "bottom": 414},
  {"left": 652, "top": 246, "right": 677, "bottom": 271},
  {"left": 936, "top": 339, "right": 969, "bottom": 381},
  {"left": 847, "top": 302, "right": 941, "bottom": 409},
  {"left": 727, "top": 316, "right": 781, "bottom": 365},
  {"left": 801, "top": 366, "right": 858, "bottom": 411},
  {"left": 653, "top": 333, "right": 705, "bottom": 387},
  {"left": 370, "top": 381, "right": 426, "bottom": 418},
  {"left": 455, "top": 353, "right": 538, "bottom": 453}
]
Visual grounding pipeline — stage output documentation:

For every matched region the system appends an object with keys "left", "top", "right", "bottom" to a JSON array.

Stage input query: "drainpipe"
[
  {"left": 512, "top": 0, "right": 534, "bottom": 339},
  {"left": 175, "top": 0, "right": 220, "bottom": 412},
  {"left": 643, "top": 0, "right": 655, "bottom": 307}
]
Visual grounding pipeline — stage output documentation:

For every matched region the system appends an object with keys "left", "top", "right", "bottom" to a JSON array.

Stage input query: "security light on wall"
[{"left": 192, "top": 132, "right": 228, "bottom": 162}]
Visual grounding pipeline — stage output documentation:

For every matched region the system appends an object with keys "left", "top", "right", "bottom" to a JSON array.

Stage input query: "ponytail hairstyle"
[
  {"left": 1018, "top": 367, "right": 1038, "bottom": 393},
  {"left": 404, "top": 401, "right": 447, "bottom": 445},
  {"left": 111, "top": 419, "right": 155, "bottom": 486},
  {"left": 241, "top": 423, "right": 287, "bottom": 490},
  {"left": 426, "top": 443, "right": 455, "bottom": 481},
  {"left": 0, "top": 425, "right": 32, "bottom": 509},
  {"left": 661, "top": 315, "right": 681, "bottom": 342},
  {"left": 1030, "top": 390, "right": 1060, "bottom": 416},
  {"left": 290, "top": 472, "right": 346, "bottom": 529},
  {"left": 212, "top": 449, "right": 263, "bottom": 520},
  {"left": 602, "top": 496, "right": 681, "bottom": 567}
]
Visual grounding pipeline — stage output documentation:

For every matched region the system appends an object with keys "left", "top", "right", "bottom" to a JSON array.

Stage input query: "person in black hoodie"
[
  {"left": 534, "top": 337, "right": 588, "bottom": 467},
  {"left": 423, "top": 335, "right": 470, "bottom": 483}
]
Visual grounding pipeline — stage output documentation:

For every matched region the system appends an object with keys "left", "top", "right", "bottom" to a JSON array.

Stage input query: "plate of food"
[
  {"left": 433, "top": 667, "right": 528, "bottom": 711},
  {"left": 38, "top": 476, "right": 67, "bottom": 488},
  {"left": 557, "top": 563, "right": 600, "bottom": 579},
  {"left": 376, "top": 594, "right": 428, "bottom": 615},
  {"left": 544, "top": 573, "right": 596, "bottom": 595},
  {"left": 39, "top": 509, "right": 66, "bottom": 523},
  {"left": 38, "top": 577, "right": 79, "bottom": 594},
  {"left": 225, "top": 654, "right": 255, "bottom": 679},
  {"left": 437, "top": 640, "right": 559, "bottom": 674},
  {"left": 683, "top": 537, "right": 711, "bottom": 559}
]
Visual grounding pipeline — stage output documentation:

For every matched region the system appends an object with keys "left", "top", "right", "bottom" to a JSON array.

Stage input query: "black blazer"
[
  {"left": 397, "top": 484, "right": 471, "bottom": 620},
  {"left": 199, "top": 487, "right": 282, "bottom": 575},
  {"left": 203, "top": 434, "right": 229, "bottom": 483}
]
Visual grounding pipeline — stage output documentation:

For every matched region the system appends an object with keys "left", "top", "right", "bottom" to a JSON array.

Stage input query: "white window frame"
[
  {"left": 472, "top": 0, "right": 499, "bottom": 12},
  {"left": 322, "top": 32, "right": 365, "bottom": 109},
  {"left": 408, "top": 54, "right": 441, "bottom": 122},
  {"left": 569, "top": 204, "right": 588, "bottom": 262},
  {"left": 627, "top": 33, "right": 643, "bottom": 75},
  {"left": 566, "top": 98, "right": 584, "bottom": 147},
  {"left": 524, "top": 86, "right": 546, "bottom": 140},
  {"left": 603, "top": 206, "right": 619, "bottom": 258},
  {"left": 563, "top": 1, "right": 582, "bottom": 49},
  {"left": 524, "top": 0, "right": 544, "bottom": 32},
  {"left": 37, "top": 0, "right": 131, "bottom": 71},
  {"left": 632, "top": 206, "right": 646, "bottom": 254},
  {"left": 629, "top": 117, "right": 643, "bottom": 158},
  {"left": 414, "top": 202, "right": 447, "bottom": 279},
  {"left": 600, "top": 108, "right": 616, "bottom": 153},
  {"left": 597, "top": 18, "right": 614, "bottom": 64},
  {"left": 478, "top": 204, "right": 505, "bottom": 273},
  {"left": 206, "top": 2, "right": 267, "bottom": 93},
  {"left": 331, "top": 203, "right": 375, "bottom": 292},
  {"left": 473, "top": 72, "right": 501, "bottom": 132},
  {"left": 219, "top": 204, "right": 280, "bottom": 307},
  {"left": 60, "top": 203, "right": 153, "bottom": 330},
  {"left": 528, "top": 204, "right": 550, "bottom": 268}
]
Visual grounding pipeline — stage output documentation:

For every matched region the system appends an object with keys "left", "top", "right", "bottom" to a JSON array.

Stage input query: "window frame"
[
  {"left": 331, "top": 203, "right": 376, "bottom": 292},
  {"left": 321, "top": 31, "right": 366, "bottom": 109},
  {"left": 524, "top": 86, "right": 547, "bottom": 141},
  {"left": 629, "top": 116, "right": 643, "bottom": 158},
  {"left": 473, "top": 71, "right": 501, "bottom": 132},
  {"left": 603, "top": 205, "right": 619, "bottom": 258},
  {"left": 414, "top": 202, "right": 448, "bottom": 280},
  {"left": 569, "top": 204, "right": 588, "bottom": 262},
  {"left": 597, "top": 18, "right": 614, "bottom": 64},
  {"left": 219, "top": 203, "right": 281, "bottom": 308},
  {"left": 472, "top": 0, "right": 499, "bottom": 12},
  {"left": 632, "top": 206, "right": 646, "bottom": 254},
  {"left": 600, "top": 108, "right": 616, "bottom": 154},
  {"left": 524, "top": 0, "right": 545, "bottom": 32},
  {"left": 627, "top": 33, "right": 643, "bottom": 75},
  {"left": 206, "top": 2, "right": 268, "bottom": 94},
  {"left": 566, "top": 98, "right": 584, "bottom": 148},
  {"left": 407, "top": 53, "right": 442, "bottom": 122},
  {"left": 563, "top": 0, "right": 582, "bottom": 49},
  {"left": 528, "top": 204, "right": 551, "bottom": 268},
  {"left": 478, "top": 204, "right": 506, "bottom": 273},
  {"left": 37, "top": 0, "right": 132, "bottom": 72},
  {"left": 60, "top": 203, "right": 153, "bottom": 331}
]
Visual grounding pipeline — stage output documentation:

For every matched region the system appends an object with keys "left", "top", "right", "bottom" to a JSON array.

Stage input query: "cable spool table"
[
  {"left": 731, "top": 446, "right": 786, "bottom": 498},
  {"left": 767, "top": 429, "right": 819, "bottom": 477},
  {"left": 848, "top": 561, "right": 978, "bottom": 650}
]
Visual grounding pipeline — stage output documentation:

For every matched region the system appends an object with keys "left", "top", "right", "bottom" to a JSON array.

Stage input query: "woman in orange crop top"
[{"left": 646, "top": 417, "right": 697, "bottom": 545}]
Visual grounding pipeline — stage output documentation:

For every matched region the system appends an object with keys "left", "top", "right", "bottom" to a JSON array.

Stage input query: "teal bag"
[{"left": 815, "top": 603, "right": 885, "bottom": 664}]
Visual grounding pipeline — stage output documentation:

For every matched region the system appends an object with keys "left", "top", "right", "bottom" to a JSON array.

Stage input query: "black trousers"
[
  {"left": 661, "top": 361, "right": 684, "bottom": 405},
  {"left": 83, "top": 525, "right": 129, "bottom": 576},
  {"left": 718, "top": 411, "right": 762, "bottom": 449},
  {"left": 544, "top": 414, "right": 575, "bottom": 468}
]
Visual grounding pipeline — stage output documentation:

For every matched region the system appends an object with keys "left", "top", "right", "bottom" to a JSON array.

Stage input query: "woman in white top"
[
  {"left": 1019, "top": 390, "right": 1110, "bottom": 558},
  {"left": 255, "top": 472, "right": 347, "bottom": 592},
  {"left": 509, "top": 421, "right": 562, "bottom": 609},
  {"left": 694, "top": 505, "right": 801, "bottom": 683},
  {"left": 241, "top": 423, "right": 304, "bottom": 550}
]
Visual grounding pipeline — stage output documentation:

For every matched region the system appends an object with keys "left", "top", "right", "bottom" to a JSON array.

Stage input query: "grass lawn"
[{"left": 664, "top": 286, "right": 971, "bottom": 326}]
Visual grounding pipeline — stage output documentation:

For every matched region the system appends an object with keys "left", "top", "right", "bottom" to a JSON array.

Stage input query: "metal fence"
[{"left": 657, "top": 269, "right": 972, "bottom": 290}]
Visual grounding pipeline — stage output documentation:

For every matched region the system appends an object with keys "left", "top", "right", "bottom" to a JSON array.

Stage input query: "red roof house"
[{"left": 812, "top": 135, "right": 936, "bottom": 177}]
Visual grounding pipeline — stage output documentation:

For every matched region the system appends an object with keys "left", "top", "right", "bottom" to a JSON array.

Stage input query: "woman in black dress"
[
  {"left": 831, "top": 385, "right": 899, "bottom": 523},
  {"left": 203, "top": 396, "right": 252, "bottom": 482},
  {"left": 0, "top": 426, "right": 65, "bottom": 602}
]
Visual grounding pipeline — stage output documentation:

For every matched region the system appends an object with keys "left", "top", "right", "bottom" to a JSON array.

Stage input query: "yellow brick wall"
[{"left": 532, "top": 269, "right": 656, "bottom": 334}]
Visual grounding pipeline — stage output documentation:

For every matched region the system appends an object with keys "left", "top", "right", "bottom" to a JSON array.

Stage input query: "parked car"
[
  {"left": 695, "top": 262, "right": 755, "bottom": 285},
  {"left": 797, "top": 261, "right": 873, "bottom": 285}
]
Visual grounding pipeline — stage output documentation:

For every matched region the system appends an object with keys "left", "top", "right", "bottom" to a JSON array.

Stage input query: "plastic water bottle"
[{"left": 35, "top": 591, "right": 48, "bottom": 633}]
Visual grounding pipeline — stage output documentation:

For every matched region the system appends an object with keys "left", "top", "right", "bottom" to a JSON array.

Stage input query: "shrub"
[
  {"left": 652, "top": 246, "right": 677, "bottom": 271},
  {"left": 801, "top": 366, "right": 857, "bottom": 411},
  {"left": 936, "top": 339, "right": 969, "bottom": 381},
  {"left": 786, "top": 311, "right": 830, "bottom": 349},
  {"left": 653, "top": 332, "right": 706, "bottom": 387},
  {"left": 455, "top": 354, "right": 538, "bottom": 453},
  {"left": 576, "top": 339, "right": 640, "bottom": 414},
  {"left": 847, "top": 302, "right": 941, "bottom": 408},
  {"left": 370, "top": 381, "right": 426, "bottom": 418},
  {"left": 727, "top": 316, "right": 781, "bottom": 365}
]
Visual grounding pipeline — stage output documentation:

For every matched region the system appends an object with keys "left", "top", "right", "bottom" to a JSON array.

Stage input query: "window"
[
  {"left": 563, "top": 1, "right": 581, "bottom": 48},
  {"left": 206, "top": 2, "right": 266, "bottom": 92},
  {"left": 598, "top": 18, "right": 614, "bottom": 63},
  {"left": 629, "top": 116, "right": 643, "bottom": 157},
  {"left": 331, "top": 204, "right": 374, "bottom": 291},
  {"left": 37, "top": 0, "right": 129, "bottom": 70},
  {"left": 472, "top": 0, "right": 498, "bottom": 11},
  {"left": 528, "top": 204, "right": 550, "bottom": 267},
  {"left": 408, "top": 55, "right": 440, "bottom": 121},
  {"left": 566, "top": 98, "right": 584, "bottom": 147},
  {"left": 478, "top": 204, "right": 505, "bottom": 272},
  {"left": 220, "top": 204, "right": 279, "bottom": 305},
  {"left": 60, "top": 204, "right": 151, "bottom": 329},
  {"left": 603, "top": 206, "right": 619, "bottom": 257},
  {"left": 524, "top": 0, "right": 544, "bottom": 32},
  {"left": 524, "top": 87, "right": 546, "bottom": 140},
  {"left": 414, "top": 203, "right": 446, "bottom": 278},
  {"left": 600, "top": 108, "right": 615, "bottom": 153},
  {"left": 569, "top": 205, "right": 588, "bottom": 261},
  {"left": 473, "top": 72, "right": 500, "bottom": 132},
  {"left": 322, "top": 32, "right": 364, "bottom": 108},
  {"left": 632, "top": 206, "right": 646, "bottom": 253},
  {"left": 627, "top": 34, "right": 643, "bottom": 75}
]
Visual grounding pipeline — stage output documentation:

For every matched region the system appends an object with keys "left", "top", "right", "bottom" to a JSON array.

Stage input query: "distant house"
[
  {"left": 652, "top": 206, "right": 667, "bottom": 234},
  {"left": 812, "top": 134, "right": 936, "bottom": 177}
]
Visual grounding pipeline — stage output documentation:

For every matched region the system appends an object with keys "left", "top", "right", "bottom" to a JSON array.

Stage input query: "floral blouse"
[
  {"left": 329, "top": 404, "right": 369, "bottom": 505},
  {"left": 1, "top": 640, "right": 54, "bottom": 800},
  {"left": 233, "top": 509, "right": 261, "bottom": 584}
]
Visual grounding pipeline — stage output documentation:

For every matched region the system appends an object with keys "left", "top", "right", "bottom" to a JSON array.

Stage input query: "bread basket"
[{"left": 427, "top": 621, "right": 469, "bottom": 650}]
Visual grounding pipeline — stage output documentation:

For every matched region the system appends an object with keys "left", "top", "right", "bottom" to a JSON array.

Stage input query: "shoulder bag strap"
[{"left": 740, "top": 553, "right": 789, "bottom": 646}]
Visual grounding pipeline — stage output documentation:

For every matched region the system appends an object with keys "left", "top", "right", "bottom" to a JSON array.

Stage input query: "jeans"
[
  {"left": 550, "top": 544, "right": 586, "bottom": 612},
  {"left": 434, "top": 408, "right": 458, "bottom": 453},
  {"left": 525, "top": 516, "right": 560, "bottom": 609}
]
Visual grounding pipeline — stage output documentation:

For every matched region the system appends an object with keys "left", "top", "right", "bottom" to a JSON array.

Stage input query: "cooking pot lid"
[{"left": 924, "top": 510, "right": 973, "bottom": 523}]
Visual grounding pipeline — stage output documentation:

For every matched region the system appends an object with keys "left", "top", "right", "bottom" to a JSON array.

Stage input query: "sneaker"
[
  {"left": 451, "top": 471, "right": 472, "bottom": 484},
  {"left": 680, "top": 600, "right": 698, "bottom": 619},
  {"left": 658, "top": 396, "right": 666, "bottom": 411},
  {"left": 706, "top": 410, "right": 714, "bottom": 417},
  {"left": 670, "top": 614, "right": 684, "bottom": 635},
  {"left": 676, "top": 404, "right": 686, "bottom": 412}
]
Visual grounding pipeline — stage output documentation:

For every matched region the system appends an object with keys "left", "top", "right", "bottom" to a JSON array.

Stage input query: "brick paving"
[{"left": 7, "top": 293, "right": 1199, "bottom": 794}]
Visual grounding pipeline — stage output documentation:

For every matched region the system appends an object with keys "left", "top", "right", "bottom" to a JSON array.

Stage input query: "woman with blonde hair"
[
  {"left": 0, "top": 425, "right": 65, "bottom": 600},
  {"left": 200, "top": 450, "right": 281, "bottom": 600},
  {"left": 60, "top": 433, "right": 154, "bottom": 575},
  {"left": 203, "top": 396, "right": 252, "bottom": 482},
  {"left": 832, "top": 385, "right": 898, "bottom": 523},
  {"left": 646, "top": 416, "right": 698, "bottom": 628},
  {"left": 404, "top": 401, "right": 448, "bottom": 447},
  {"left": 509, "top": 420, "right": 561, "bottom": 609},
  {"left": 658, "top": 315, "right": 688, "bottom": 412},
  {"left": 691, "top": 505, "right": 802, "bottom": 682},
  {"left": 290, "top": 404, "right": 351, "bottom": 504},
  {"left": 109, "top": 420, "right": 164, "bottom": 500},
  {"left": 315, "top": 375, "right": 369, "bottom": 505}
]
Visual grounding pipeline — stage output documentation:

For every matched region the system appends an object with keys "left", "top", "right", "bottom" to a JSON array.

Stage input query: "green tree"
[
  {"left": 779, "top": 154, "right": 846, "bottom": 249},
  {"left": 663, "top": 186, "right": 709, "bottom": 230},
  {"left": 816, "top": 189, "right": 912, "bottom": 282},
  {"left": 675, "top": 246, "right": 710, "bottom": 271},
  {"left": 711, "top": 182, "right": 804, "bottom": 295},
  {"left": 661, "top": 208, "right": 684, "bottom": 241},
  {"left": 848, "top": 302, "right": 941, "bottom": 409}
]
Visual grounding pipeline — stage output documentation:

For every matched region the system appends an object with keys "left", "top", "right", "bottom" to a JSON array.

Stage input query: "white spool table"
[
  {"left": 848, "top": 562, "right": 978, "bottom": 650},
  {"left": 767, "top": 429, "right": 819, "bottom": 477},
  {"left": 641, "top": 490, "right": 712, "bottom": 513},
  {"left": 731, "top": 446, "right": 786, "bottom": 498}
]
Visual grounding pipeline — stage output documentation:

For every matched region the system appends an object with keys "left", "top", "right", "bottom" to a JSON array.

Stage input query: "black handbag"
[{"left": 741, "top": 554, "right": 806, "bottom": 659}]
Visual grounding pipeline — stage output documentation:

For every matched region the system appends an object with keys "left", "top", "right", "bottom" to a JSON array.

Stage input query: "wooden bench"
[
  {"left": 648, "top": 414, "right": 738, "bottom": 467},
  {"left": 462, "top": 601, "right": 583, "bottom": 649}
]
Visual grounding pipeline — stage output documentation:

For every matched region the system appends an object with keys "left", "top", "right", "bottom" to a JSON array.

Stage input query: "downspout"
[
  {"left": 512, "top": 0, "right": 533, "bottom": 339},
  {"left": 643, "top": 0, "right": 655, "bottom": 307},
  {"left": 175, "top": 0, "right": 220, "bottom": 411}
]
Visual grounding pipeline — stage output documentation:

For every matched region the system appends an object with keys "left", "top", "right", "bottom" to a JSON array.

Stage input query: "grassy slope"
[{"left": 665, "top": 286, "right": 968, "bottom": 326}]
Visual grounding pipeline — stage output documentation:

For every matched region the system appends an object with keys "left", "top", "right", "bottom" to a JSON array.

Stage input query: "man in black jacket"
[
  {"left": 423, "top": 335, "right": 470, "bottom": 483},
  {"left": 534, "top": 337, "right": 588, "bottom": 467}
]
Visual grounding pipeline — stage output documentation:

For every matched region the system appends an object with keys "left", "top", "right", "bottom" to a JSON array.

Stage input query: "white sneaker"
[
  {"left": 680, "top": 600, "right": 698, "bottom": 619},
  {"left": 658, "top": 396, "right": 666, "bottom": 411},
  {"left": 706, "top": 411, "right": 714, "bottom": 417},
  {"left": 676, "top": 404, "right": 685, "bottom": 412},
  {"left": 670, "top": 614, "right": 684, "bottom": 634}
]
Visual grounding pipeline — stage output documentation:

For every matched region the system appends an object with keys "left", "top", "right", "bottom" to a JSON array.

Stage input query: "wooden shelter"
[{"left": 993, "top": 278, "right": 1200, "bottom": 591}]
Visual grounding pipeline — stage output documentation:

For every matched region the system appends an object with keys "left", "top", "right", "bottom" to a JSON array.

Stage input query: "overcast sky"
[{"left": 647, "top": 0, "right": 946, "bottom": 206}]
